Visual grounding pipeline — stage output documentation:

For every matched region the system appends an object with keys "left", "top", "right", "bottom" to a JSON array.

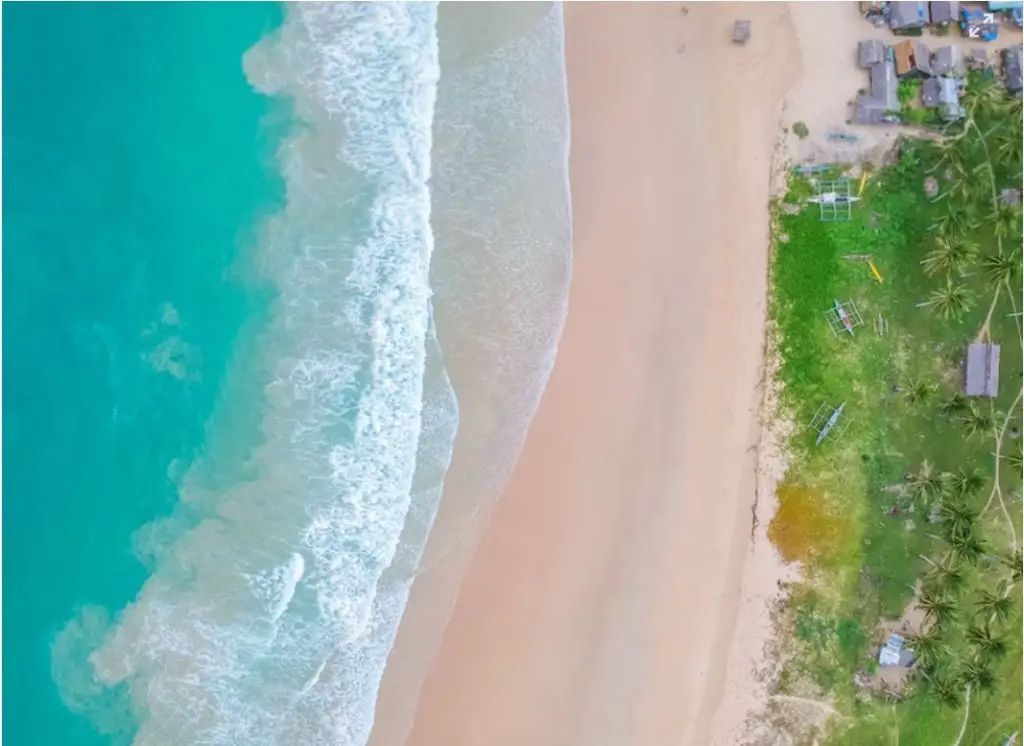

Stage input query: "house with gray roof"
[
  {"left": 870, "top": 59, "right": 901, "bottom": 110},
  {"left": 922, "top": 77, "right": 966, "bottom": 119},
  {"left": 889, "top": 1, "right": 929, "bottom": 29},
  {"left": 966, "top": 47, "right": 990, "bottom": 70},
  {"left": 854, "top": 58, "right": 901, "bottom": 125},
  {"left": 929, "top": 0, "right": 959, "bottom": 24},
  {"left": 931, "top": 46, "right": 964, "bottom": 77},
  {"left": 878, "top": 633, "right": 916, "bottom": 667},
  {"left": 1004, "top": 47, "right": 1023, "bottom": 94},
  {"left": 965, "top": 342, "right": 1001, "bottom": 397},
  {"left": 858, "top": 39, "right": 887, "bottom": 68}
]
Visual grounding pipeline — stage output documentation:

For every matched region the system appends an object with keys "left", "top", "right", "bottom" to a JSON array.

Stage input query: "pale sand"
[{"left": 391, "top": 4, "right": 801, "bottom": 746}]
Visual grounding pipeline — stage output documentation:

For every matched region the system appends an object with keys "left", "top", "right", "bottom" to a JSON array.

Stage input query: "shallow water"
[{"left": 5, "top": 3, "right": 572, "bottom": 744}]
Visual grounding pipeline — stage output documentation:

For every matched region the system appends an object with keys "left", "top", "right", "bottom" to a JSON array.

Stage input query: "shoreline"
[{"left": 394, "top": 4, "right": 803, "bottom": 745}]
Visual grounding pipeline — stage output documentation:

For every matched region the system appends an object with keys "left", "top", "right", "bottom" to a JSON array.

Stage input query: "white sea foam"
[
  {"left": 53, "top": 3, "right": 575, "bottom": 745},
  {"left": 55, "top": 4, "right": 453, "bottom": 745}
]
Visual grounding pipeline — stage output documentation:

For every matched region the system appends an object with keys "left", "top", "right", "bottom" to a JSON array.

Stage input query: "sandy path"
[{"left": 399, "top": 4, "right": 800, "bottom": 746}]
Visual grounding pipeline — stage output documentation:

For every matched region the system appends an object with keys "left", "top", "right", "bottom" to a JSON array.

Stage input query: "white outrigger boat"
[{"left": 808, "top": 192, "right": 861, "bottom": 205}]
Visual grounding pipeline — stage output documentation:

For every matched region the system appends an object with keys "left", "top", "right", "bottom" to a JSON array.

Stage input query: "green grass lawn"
[{"left": 767, "top": 76, "right": 1023, "bottom": 746}]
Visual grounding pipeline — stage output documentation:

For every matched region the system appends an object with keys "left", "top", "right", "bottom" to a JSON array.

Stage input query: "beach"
[{"left": 396, "top": 4, "right": 802, "bottom": 745}]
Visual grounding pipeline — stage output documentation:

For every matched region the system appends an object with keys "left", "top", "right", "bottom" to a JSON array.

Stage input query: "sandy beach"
[{"left": 393, "top": 4, "right": 801, "bottom": 745}]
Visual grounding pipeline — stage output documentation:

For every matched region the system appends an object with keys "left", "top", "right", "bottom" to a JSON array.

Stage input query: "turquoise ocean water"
[
  {"left": 4, "top": 4, "right": 284, "bottom": 745},
  {"left": 4, "top": 4, "right": 572, "bottom": 745}
]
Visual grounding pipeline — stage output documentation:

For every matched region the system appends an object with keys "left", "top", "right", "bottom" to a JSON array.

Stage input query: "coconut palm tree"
[
  {"left": 904, "top": 379, "right": 936, "bottom": 405},
  {"left": 1008, "top": 444, "right": 1023, "bottom": 474},
  {"left": 932, "top": 203, "right": 979, "bottom": 238},
  {"left": 905, "top": 459, "right": 948, "bottom": 507},
  {"left": 990, "top": 203, "right": 1023, "bottom": 243},
  {"left": 929, "top": 674, "right": 964, "bottom": 709},
  {"left": 980, "top": 248, "right": 1022, "bottom": 286},
  {"left": 960, "top": 657, "right": 997, "bottom": 694},
  {"left": 905, "top": 627, "right": 948, "bottom": 670},
  {"left": 946, "top": 467, "right": 985, "bottom": 497},
  {"left": 1001, "top": 549, "right": 1023, "bottom": 585},
  {"left": 938, "top": 498, "right": 980, "bottom": 543},
  {"left": 965, "top": 623, "right": 1008, "bottom": 662},
  {"left": 921, "top": 236, "right": 979, "bottom": 278},
  {"left": 959, "top": 405, "right": 994, "bottom": 439},
  {"left": 947, "top": 531, "right": 988, "bottom": 567},
  {"left": 920, "top": 279, "right": 974, "bottom": 321},
  {"left": 923, "top": 553, "right": 968, "bottom": 597},
  {"left": 964, "top": 72, "right": 1006, "bottom": 114},
  {"left": 974, "top": 585, "right": 1014, "bottom": 625},
  {"left": 939, "top": 392, "right": 969, "bottom": 417},
  {"left": 918, "top": 586, "right": 957, "bottom": 629}
]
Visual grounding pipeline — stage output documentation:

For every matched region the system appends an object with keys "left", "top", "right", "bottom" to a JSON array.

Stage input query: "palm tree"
[
  {"left": 905, "top": 459, "right": 948, "bottom": 507},
  {"left": 997, "top": 107, "right": 1024, "bottom": 168},
  {"left": 920, "top": 279, "right": 974, "bottom": 321},
  {"left": 1008, "top": 444, "right": 1023, "bottom": 474},
  {"left": 923, "top": 553, "right": 968, "bottom": 597},
  {"left": 974, "top": 586, "right": 1014, "bottom": 625},
  {"left": 938, "top": 498, "right": 980, "bottom": 543},
  {"left": 990, "top": 203, "right": 1023, "bottom": 243},
  {"left": 960, "top": 657, "right": 997, "bottom": 694},
  {"left": 906, "top": 627, "right": 948, "bottom": 670},
  {"left": 929, "top": 674, "right": 964, "bottom": 709},
  {"left": 959, "top": 405, "right": 994, "bottom": 439},
  {"left": 1001, "top": 549, "right": 1023, "bottom": 585},
  {"left": 939, "top": 392, "right": 969, "bottom": 417},
  {"left": 946, "top": 467, "right": 985, "bottom": 497},
  {"left": 965, "top": 623, "right": 1008, "bottom": 661},
  {"left": 921, "top": 236, "right": 979, "bottom": 278},
  {"left": 948, "top": 531, "right": 988, "bottom": 567},
  {"left": 963, "top": 72, "right": 1006, "bottom": 113},
  {"left": 918, "top": 586, "right": 958, "bottom": 629},
  {"left": 980, "top": 248, "right": 1022, "bottom": 286},
  {"left": 904, "top": 379, "right": 936, "bottom": 405},
  {"left": 932, "top": 203, "right": 979, "bottom": 238}
]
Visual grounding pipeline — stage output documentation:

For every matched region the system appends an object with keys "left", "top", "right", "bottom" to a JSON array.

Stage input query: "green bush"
[
  {"left": 792, "top": 121, "right": 810, "bottom": 139},
  {"left": 899, "top": 78, "right": 922, "bottom": 105}
]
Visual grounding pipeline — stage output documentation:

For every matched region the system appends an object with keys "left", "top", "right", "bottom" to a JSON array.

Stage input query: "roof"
[
  {"left": 965, "top": 343, "right": 1001, "bottom": 397},
  {"left": 890, "top": 1, "right": 929, "bottom": 27},
  {"left": 932, "top": 46, "right": 964, "bottom": 77},
  {"left": 988, "top": 1, "right": 1023, "bottom": 10},
  {"left": 854, "top": 95, "right": 896, "bottom": 124},
  {"left": 962, "top": 8, "right": 1000, "bottom": 40},
  {"left": 858, "top": 39, "right": 887, "bottom": 68},
  {"left": 930, "top": 0, "right": 959, "bottom": 23},
  {"left": 922, "top": 76, "right": 964, "bottom": 117},
  {"left": 1005, "top": 47, "right": 1023, "bottom": 92},
  {"left": 879, "top": 633, "right": 906, "bottom": 667},
  {"left": 869, "top": 60, "right": 901, "bottom": 110},
  {"left": 967, "top": 47, "right": 990, "bottom": 68},
  {"left": 894, "top": 40, "right": 933, "bottom": 76}
]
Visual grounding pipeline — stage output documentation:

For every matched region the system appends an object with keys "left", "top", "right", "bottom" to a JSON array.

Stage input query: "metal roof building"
[
  {"left": 858, "top": 39, "right": 887, "bottom": 68},
  {"left": 1004, "top": 47, "right": 1023, "bottom": 94},
  {"left": 931, "top": 45, "right": 964, "bottom": 77},
  {"left": 894, "top": 40, "right": 933, "bottom": 77},
  {"left": 890, "top": 1, "right": 930, "bottom": 27},
  {"left": 930, "top": 1, "right": 959, "bottom": 23},
  {"left": 869, "top": 59, "right": 901, "bottom": 110},
  {"left": 965, "top": 343, "right": 1001, "bottom": 397}
]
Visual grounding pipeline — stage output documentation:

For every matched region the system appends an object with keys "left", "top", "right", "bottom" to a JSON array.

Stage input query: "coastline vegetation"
[{"left": 767, "top": 71, "right": 1023, "bottom": 746}]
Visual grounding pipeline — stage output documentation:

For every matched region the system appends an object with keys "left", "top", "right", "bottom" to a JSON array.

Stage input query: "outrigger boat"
[
  {"left": 834, "top": 299, "right": 856, "bottom": 335},
  {"left": 808, "top": 192, "right": 861, "bottom": 205}
]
